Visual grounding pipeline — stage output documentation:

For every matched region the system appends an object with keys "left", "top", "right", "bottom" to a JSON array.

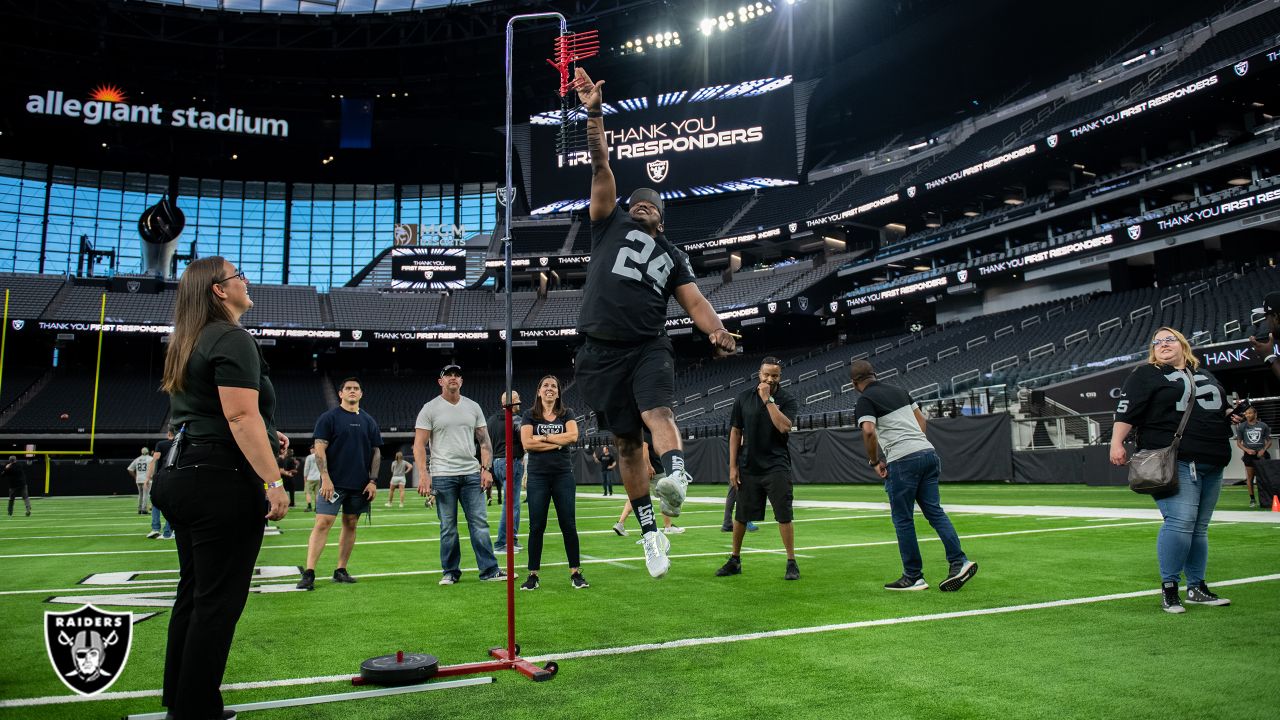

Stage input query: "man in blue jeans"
[
  {"left": 487, "top": 390, "right": 524, "bottom": 554},
  {"left": 851, "top": 360, "right": 977, "bottom": 592},
  {"left": 415, "top": 364, "right": 507, "bottom": 585}
]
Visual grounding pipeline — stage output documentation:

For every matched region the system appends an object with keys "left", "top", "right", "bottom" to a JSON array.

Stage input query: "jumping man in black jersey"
[{"left": 572, "top": 66, "right": 736, "bottom": 578}]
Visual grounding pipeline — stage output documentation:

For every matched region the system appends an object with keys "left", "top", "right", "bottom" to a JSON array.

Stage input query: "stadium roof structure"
[{"left": 139, "top": 0, "right": 493, "bottom": 13}]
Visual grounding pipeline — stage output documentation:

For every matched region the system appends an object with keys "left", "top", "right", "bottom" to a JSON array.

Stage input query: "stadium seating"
[
  {"left": 0, "top": 273, "right": 64, "bottom": 319},
  {"left": 330, "top": 288, "right": 442, "bottom": 331}
]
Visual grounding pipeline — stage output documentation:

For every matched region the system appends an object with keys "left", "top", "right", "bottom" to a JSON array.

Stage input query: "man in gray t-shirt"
[
  {"left": 1235, "top": 406, "right": 1272, "bottom": 507},
  {"left": 414, "top": 364, "right": 505, "bottom": 584}
]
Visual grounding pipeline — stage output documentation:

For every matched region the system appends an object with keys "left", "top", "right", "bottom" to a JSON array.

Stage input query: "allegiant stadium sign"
[{"left": 25, "top": 86, "right": 289, "bottom": 138}]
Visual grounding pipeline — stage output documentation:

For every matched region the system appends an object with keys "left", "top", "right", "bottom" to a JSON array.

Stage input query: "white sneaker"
[
  {"left": 145, "top": 531, "right": 161, "bottom": 539},
  {"left": 654, "top": 469, "right": 691, "bottom": 517},
  {"left": 640, "top": 530, "right": 671, "bottom": 578},
  {"left": 663, "top": 525, "right": 685, "bottom": 534},
  {"left": 438, "top": 574, "right": 459, "bottom": 585},
  {"left": 612, "top": 521, "right": 628, "bottom": 537},
  {"left": 384, "top": 502, "right": 392, "bottom": 508}
]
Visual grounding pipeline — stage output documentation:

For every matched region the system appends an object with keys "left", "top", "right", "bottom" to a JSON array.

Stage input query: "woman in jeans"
[
  {"left": 151, "top": 257, "right": 290, "bottom": 719},
  {"left": 1109, "top": 326, "right": 1237, "bottom": 614},
  {"left": 518, "top": 375, "right": 587, "bottom": 590}
]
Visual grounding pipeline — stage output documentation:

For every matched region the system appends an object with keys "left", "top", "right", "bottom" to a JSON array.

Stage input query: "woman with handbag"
[
  {"left": 151, "top": 257, "right": 290, "bottom": 719},
  {"left": 1108, "top": 326, "right": 1234, "bottom": 614}
]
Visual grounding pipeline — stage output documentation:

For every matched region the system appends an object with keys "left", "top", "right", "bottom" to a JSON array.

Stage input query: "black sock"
[
  {"left": 660, "top": 450, "right": 686, "bottom": 479},
  {"left": 632, "top": 495, "right": 659, "bottom": 534}
]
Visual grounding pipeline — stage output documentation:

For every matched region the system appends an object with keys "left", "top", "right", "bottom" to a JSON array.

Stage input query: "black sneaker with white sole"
[
  {"left": 520, "top": 574, "right": 539, "bottom": 591},
  {"left": 296, "top": 569, "right": 315, "bottom": 591},
  {"left": 570, "top": 571, "right": 590, "bottom": 589},
  {"left": 939, "top": 560, "right": 977, "bottom": 592},
  {"left": 884, "top": 575, "right": 929, "bottom": 591},
  {"left": 333, "top": 568, "right": 357, "bottom": 584},
  {"left": 1185, "top": 582, "right": 1230, "bottom": 606},
  {"left": 784, "top": 559, "right": 800, "bottom": 581},
  {"left": 1161, "top": 581, "right": 1185, "bottom": 614}
]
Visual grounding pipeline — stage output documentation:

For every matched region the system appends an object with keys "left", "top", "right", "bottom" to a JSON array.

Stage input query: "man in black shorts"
[
  {"left": 716, "top": 357, "right": 801, "bottom": 580},
  {"left": 571, "top": 66, "right": 736, "bottom": 578}
]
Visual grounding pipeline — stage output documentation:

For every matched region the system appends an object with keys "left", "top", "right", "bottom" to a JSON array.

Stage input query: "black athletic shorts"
[
  {"left": 1243, "top": 451, "right": 1271, "bottom": 468},
  {"left": 575, "top": 335, "right": 675, "bottom": 438},
  {"left": 735, "top": 470, "right": 794, "bottom": 524}
]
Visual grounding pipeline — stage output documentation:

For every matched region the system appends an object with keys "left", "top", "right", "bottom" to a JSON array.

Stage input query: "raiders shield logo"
[
  {"left": 1127, "top": 225, "right": 1142, "bottom": 240},
  {"left": 11, "top": 319, "right": 23, "bottom": 331},
  {"left": 351, "top": 330, "right": 363, "bottom": 341},
  {"left": 126, "top": 281, "right": 141, "bottom": 293},
  {"left": 45, "top": 605, "right": 133, "bottom": 696},
  {"left": 906, "top": 186, "right": 917, "bottom": 198},
  {"left": 788, "top": 223, "right": 798, "bottom": 233},
  {"left": 1247, "top": 428, "right": 1263, "bottom": 444},
  {"left": 496, "top": 186, "right": 515, "bottom": 206},
  {"left": 646, "top": 160, "right": 669, "bottom": 183},
  {"left": 768, "top": 302, "right": 777, "bottom": 314},
  {"left": 1046, "top": 134, "right": 1059, "bottom": 149},
  {"left": 797, "top": 296, "right": 809, "bottom": 311},
  {"left": 829, "top": 301, "right": 839, "bottom": 313},
  {"left": 956, "top": 269, "right": 968, "bottom": 284},
  {"left": 1234, "top": 61, "right": 1249, "bottom": 77},
  {"left": 498, "top": 329, "right": 507, "bottom": 340},
  {"left": 539, "top": 256, "right": 549, "bottom": 267}
]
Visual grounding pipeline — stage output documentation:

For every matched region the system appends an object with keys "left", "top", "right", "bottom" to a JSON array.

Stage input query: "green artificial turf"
[{"left": 1, "top": 485, "right": 1276, "bottom": 719}]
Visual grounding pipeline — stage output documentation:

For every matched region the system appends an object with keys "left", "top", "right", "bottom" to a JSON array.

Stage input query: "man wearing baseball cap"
[
  {"left": 569, "top": 65, "right": 737, "bottom": 580},
  {"left": 1249, "top": 291, "right": 1280, "bottom": 382},
  {"left": 414, "top": 364, "right": 507, "bottom": 584}
]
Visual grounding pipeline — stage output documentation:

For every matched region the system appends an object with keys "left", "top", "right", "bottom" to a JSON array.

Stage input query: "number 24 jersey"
[{"left": 577, "top": 206, "right": 696, "bottom": 341}]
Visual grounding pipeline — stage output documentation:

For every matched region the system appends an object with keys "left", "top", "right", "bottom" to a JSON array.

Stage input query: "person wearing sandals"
[{"left": 1110, "top": 327, "right": 1240, "bottom": 613}]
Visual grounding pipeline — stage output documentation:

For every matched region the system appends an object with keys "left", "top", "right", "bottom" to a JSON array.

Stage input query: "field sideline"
[{"left": 1, "top": 483, "right": 1277, "bottom": 720}]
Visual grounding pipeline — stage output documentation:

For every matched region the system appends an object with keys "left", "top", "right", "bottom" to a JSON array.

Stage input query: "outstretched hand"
[
  {"left": 709, "top": 328, "right": 736, "bottom": 357},
  {"left": 573, "top": 67, "right": 605, "bottom": 110}
]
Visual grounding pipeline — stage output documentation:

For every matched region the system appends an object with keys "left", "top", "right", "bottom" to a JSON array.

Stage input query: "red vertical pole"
[{"left": 504, "top": 404, "right": 516, "bottom": 658}]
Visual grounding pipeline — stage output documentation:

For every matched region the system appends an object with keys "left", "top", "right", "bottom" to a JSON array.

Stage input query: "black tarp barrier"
[
  {"left": 576, "top": 415, "right": 1013, "bottom": 485},
  {"left": 1011, "top": 446, "right": 1128, "bottom": 485}
]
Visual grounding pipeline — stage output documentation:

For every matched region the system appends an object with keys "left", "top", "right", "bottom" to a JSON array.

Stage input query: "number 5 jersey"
[{"left": 577, "top": 205, "right": 696, "bottom": 341}]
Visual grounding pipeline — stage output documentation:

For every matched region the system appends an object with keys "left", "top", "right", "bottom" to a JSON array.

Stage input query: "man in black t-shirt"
[
  {"left": 716, "top": 358, "right": 801, "bottom": 580},
  {"left": 570, "top": 66, "right": 737, "bottom": 579},
  {"left": 487, "top": 391, "right": 525, "bottom": 554},
  {"left": 594, "top": 445, "right": 617, "bottom": 496}
]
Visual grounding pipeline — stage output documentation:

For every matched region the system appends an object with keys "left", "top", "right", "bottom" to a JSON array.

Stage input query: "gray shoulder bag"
[{"left": 1127, "top": 371, "right": 1194, "bottom": 495}]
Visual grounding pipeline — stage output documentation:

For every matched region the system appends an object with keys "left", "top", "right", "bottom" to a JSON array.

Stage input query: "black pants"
[
  {"left": 151, "top": 448, "right": 265, "bottom": 720},
  {"left": 526, "top": 467, "right": 580, "bottom": 572},
  {"left": 8, "top": 483, "right": 30, "bottom": 515}
]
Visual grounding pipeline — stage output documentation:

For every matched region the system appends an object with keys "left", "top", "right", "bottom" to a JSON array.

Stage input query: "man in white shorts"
[{"left": 129, "top": 447, "right": 152, "bottom": 514}]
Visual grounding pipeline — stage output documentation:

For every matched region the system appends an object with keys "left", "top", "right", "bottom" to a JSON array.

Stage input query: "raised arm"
[{"left": 573, "top": 67, "right": 615, "bottom": 222}]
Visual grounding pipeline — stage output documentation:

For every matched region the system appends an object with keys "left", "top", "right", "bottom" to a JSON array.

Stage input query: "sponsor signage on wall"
[{"left": 25, "top": 85, "right": 289, "bottom": 138}]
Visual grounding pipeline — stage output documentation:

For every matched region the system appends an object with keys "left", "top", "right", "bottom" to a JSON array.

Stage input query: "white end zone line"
[{"left": 6, "top": 572, "right": 1278, "bottom": 710}]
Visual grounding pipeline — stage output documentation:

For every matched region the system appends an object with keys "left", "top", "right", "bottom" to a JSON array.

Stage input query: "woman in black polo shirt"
[
  {"left": 519, "top": 375, "right": 587, "bottom": 590},
  {"left": 1109, "top": 326, "right": 1236, "bottom": 615},
  {"left": 151, "top": 256, "right": 289, "bottom": 720}
]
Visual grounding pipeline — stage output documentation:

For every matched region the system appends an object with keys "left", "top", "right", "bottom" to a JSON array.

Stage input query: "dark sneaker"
[
  {"left": 520, "top": 574, "right": 539, "bottom": 591},
  {"left": 784, "top": 559, "right": 800, "bottom": 581},
  {"left": 720, "top": 526, "right": 733, "bottom": 533},
  {"left": 715, "top": 556, "right": 742, "bottom": 577},
  {"left": 745, "top": 522, "right": 759, "bottom": 532},
  {"left": 570, "top": 571, "right": 590, "bottom": 589},
  {"left": 884, "top": 575, "right": 929, "bottom": 591},
  {"left": 1162, "top": 581, "right": 1185, "bottom": 613},
  {"left": 940, "top": 560, "right": 977, "bottom": 592},
  {"left": 479, "top": 570, "right": 509, "bottom": 582},
  {"left": 333, "top": 568, "right": 357, "bottom": 584},
  {"left": 1186, "top": 582, "right": 1230, "bottom": 606},
  {"left": 296, "top": 569, "right": 315, "bottom": 591}
]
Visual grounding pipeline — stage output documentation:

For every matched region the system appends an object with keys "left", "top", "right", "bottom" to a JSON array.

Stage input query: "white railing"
[
  {"left": 684, "top": 393, "right": 702, "bottom": 403},
  {"left": 1028, "top": 343, "right": 1055, "bottom": 359},
  {"left": 806, "top": 389, "right": 833, "bottom": 404},
  {"left": 851, "top": 351, "right": 870, "bottom": 362},
  {"left": 676, "top": 407, "right": 706, "bottom": 421},
  {"left": 825, "top": 361, "right": 844, "bottom": 372},
  {"left": 875, "top": 342, "right": 894, "bottom": 354},
  {"left": 994, "top": 325, "right": 1015, "bottom": 340},
  {"left": 878, "top": 367, "right": 900, "bottom": 379},
  {"left": 992, "top": 355, "right": 1019, "bottom": 372},
  {"left": 910, "top": 383, "right": 941, "bottom": 400},
  {"left": 937, "top": 346, "right": 960, "bottom": 361},
  {"left": 1046, "top": 306, "right": 1066, "bottom": 319},
  {"left": 1187, "top": 281, "right": 1210, "bottom": 297},
  {"left": 713, "top": 398, "right": 735, "bottom": 411},
  {"left": 1020, "top": 316, "right": 1041, "bottom": 329},
  {"left": 841, "top": 382, "right": 855, "bottom": 393},
  {"left": 1098, "top": 317, "right": 1122, "bottom": 335},
  {"left": 1160, "top": 294, "right": 1182, "bottom": 309},
  {"left": 966, "top": 336, "right": 988, "bottom": 350},
  {"left": 798, "top": 369, "right": 819, "bottom": 382},
  {"left": 952, "top": 368, "right": 981, "bottom": 390},
  {"left": 1064, "top": 329, "right": 1089, "bottom": 347},
  {"left": 906, "top": 357, "right": 930, "bottom": 371},
  {"left": 1223, "top": 319, "right": 1241, "bottom": 335},
  {"left": 1129, "top": 305, "right": 1152, "bottom": 321},
  {"left": 729, "top": 377, "right": 746, "bottom": 388}
]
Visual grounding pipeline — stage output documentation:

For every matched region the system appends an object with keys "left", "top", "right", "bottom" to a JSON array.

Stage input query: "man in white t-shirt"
[
  {"left": 414, "top": 364, "right": 507, "bottom": 585},
  {"left": 129, "top": 447, "right": 152, "bottom": 514}
]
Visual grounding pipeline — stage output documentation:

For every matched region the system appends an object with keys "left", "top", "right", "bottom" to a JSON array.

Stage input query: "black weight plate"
[{"left": 359, "top": 653, "right": 439, "bottom": 685}]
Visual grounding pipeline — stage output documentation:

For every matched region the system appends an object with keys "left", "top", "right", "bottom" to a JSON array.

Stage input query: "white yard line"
[{"left": 5, "top": 571, "right": 1277, "bottom": 710}]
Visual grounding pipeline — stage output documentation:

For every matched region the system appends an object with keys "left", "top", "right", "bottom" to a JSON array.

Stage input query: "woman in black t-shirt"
[
  {"left": 150, "top": 256, "right": 289, "bottom": 720},
  {"left": 1109, "top": 326, "right": 1237, "bottom": 614},
  {"left": 519, "top": 375, "right": 587, "bottom": 590}
]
